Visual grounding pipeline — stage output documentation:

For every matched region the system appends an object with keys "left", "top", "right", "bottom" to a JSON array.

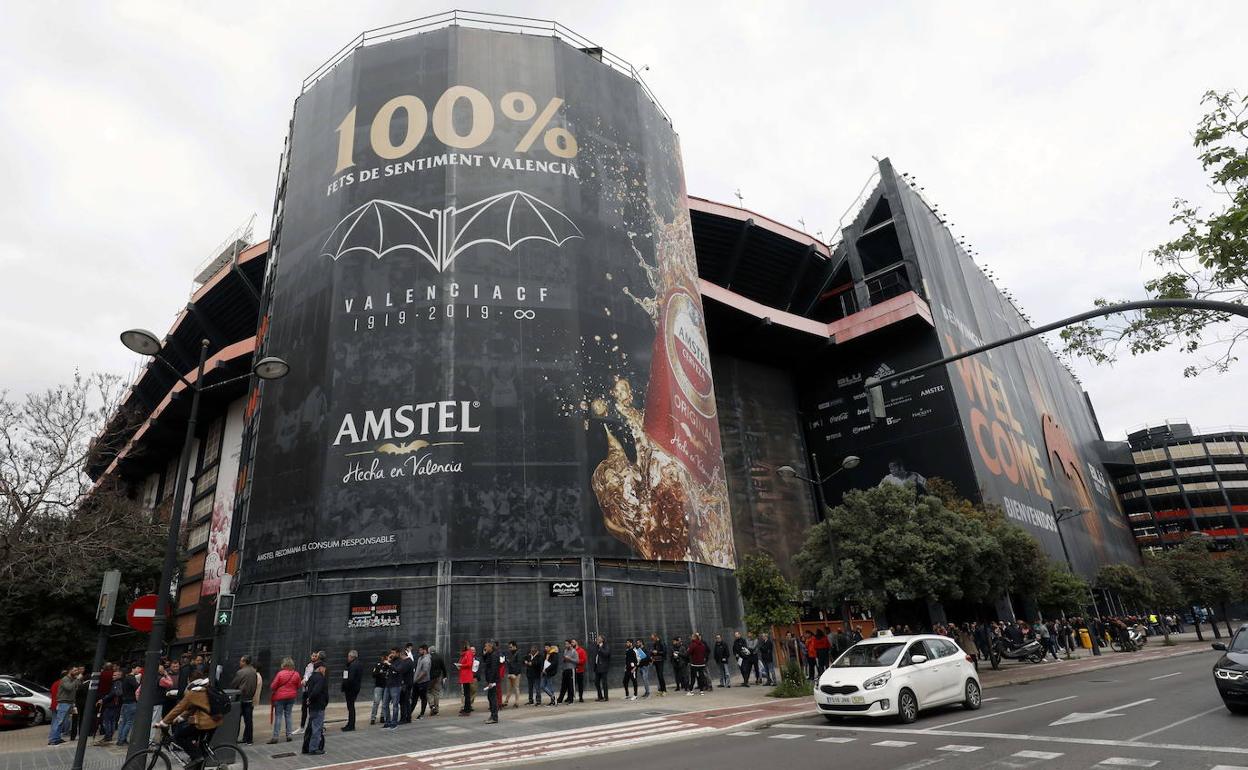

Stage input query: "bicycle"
[{"left": 121, "top": 724, "right": 248, "bottom": 770}]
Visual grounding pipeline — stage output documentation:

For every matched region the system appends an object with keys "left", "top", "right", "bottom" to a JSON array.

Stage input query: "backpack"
[{"left": 205, "top": 685, "right": 232, "bottom": 717}]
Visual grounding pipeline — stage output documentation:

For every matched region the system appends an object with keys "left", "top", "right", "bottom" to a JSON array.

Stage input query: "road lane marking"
[
  {"left": 1014, "top": 750, "right": 1064, "bottom": 759},
  {"left": 817, "top": 737, "right": 856, "bottom": 743},
  {"left": 937, "top": 745, "right": 982, "bottom": 752},
  {"left": 1049, "top": 698, "right": 1155, "bottom": 727},
  {"left": 874, "top": 740, "right": 917, "bottom": 747},
  {"left": 930, "top": 695, "right": 1078, "bottom": 728},
  {"left": 1098, "top": 759, "right": 1159, "bottom": 767},
  {"left": 1210, "top": 766, "right": 1248, "bottom": 769},
  {"left": 706, "top": 708, "right": 765, "bottom": 719},
  {"left": 769, "top": 722, "right": 1248, "bottom": 755},
  {"left": 728, "top": 731, "right": 758, "bottom": 736},
  {"left": 1130, "top": 704, "right": 1225, "bottom": 741},
  {"left": 770, "top": 733, "right": 804, "bottom": 739},
  {"left": 1148, "top": 671, "right": 1182, "bottom": 681}
]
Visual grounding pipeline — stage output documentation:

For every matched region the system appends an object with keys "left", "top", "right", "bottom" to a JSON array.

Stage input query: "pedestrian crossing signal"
[{"left": 216, "top": 609, "right": 233, "bottom": 627}]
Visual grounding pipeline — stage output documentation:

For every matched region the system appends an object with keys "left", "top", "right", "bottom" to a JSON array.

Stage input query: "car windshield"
[
  {"left": 2, "top": 678, "right": 47, "bottom": 694},
  {"left": 834, "top": 642, "right": 904, "bottom": 667},
  {"left": 1230, "top": 629, "right": 1248, "bottom": 653}
]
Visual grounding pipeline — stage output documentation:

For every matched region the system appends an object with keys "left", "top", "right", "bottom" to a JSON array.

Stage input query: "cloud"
[{"left": 0, "top": 0, "right": 1242, "bottom": 438}]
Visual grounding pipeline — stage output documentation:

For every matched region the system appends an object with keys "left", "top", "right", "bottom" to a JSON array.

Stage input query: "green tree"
[
  {"left": 1062, "top": 90, "right": 1248, "bottom": 376},
  {"left": 1038, "top": 563, "right": 1090, "bottom": 615},
  {"left": 736, "top": 552, "right": 800, "bottom": 633},
  {"left": 0, "top": 372, "right": 164, "bottom": 682},
  {"left": 0, "top": 487, "right": 163, "bottom": 683},
  {"left": 1095, "top": 564, "right": 1156, "bottom": 614},
  {"left": 927, "top": 478, "right": 1050, "bottom": 600},
  {"left": 794, "top": 484, "right": 1007, "bottom": 614},
  {"left": 1157, "top": 535, "right": 1238, "bottom": 638},
  {"left": 1143, "top": 553, "right": 1183, "bottom": 644}
]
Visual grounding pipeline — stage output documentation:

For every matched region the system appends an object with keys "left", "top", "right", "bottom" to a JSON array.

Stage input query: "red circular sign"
[{"left": 126, "top": 594, "right": 161, "bottom": 633}]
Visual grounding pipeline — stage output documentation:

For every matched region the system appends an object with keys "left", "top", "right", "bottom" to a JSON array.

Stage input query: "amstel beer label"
[{"left": 643, "top": 288, "right": 721, "bottom": 486}]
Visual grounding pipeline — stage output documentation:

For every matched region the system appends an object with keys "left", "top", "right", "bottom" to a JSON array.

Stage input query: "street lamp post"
[
  {"left": 120, "top": 329, "right": 288, "bottom": 760},
  {"left": 1052, "top": 504, "right": 1101, "bottom": 656},
  {"left": 777, "top": 455, "right": 861, "bottom": 634}
]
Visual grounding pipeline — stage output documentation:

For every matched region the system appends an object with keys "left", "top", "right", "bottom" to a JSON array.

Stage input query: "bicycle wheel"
[
  {"left": 207, "top": 743, "right": 249, "bottom": 770},
  {"left": 121, "top": 749, "right": 172, "bottom": 770}
]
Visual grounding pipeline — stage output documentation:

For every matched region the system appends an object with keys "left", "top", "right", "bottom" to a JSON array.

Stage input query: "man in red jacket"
[
  {"left": 574, "top": 640, "right": 588, "bottom": 703},
  {"left": 687, "top": 633, "right": 711, "bottom": 694},
  {"left": 454, "top": 644, "right": 476, "bottom": 716}
]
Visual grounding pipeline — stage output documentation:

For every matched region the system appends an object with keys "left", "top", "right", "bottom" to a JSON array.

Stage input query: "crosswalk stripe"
[
  {"left": 817, "top": 737, "right": 856, "bottom": 743},
  {"left": 407, "top": 716, "right": 671, "bottom": 759},
  {"left": 423, "top": 721, "right": 702, "bottom": 766},
  {"left": 1210, "top": 766, "right": 1248, "bottom": 770},
  {"left": 937, "top": 745, "right": 983, "bottom": 752},
  {"left": 1013, "top": 750, "right": 1064, "bottom": 760},
  {"left": 728, "top": 731, "right": 758, "bottom": 737},
  {"left": 425, "top": 726, "right": 715, "bottom": 766},
  {"left": 770, "top": 734, "right": 804, "bottom": 739},
  {"left": 873, "top": 740, "right": 916, "bottom": 747},
  {"left": 1098, "top": 760, "right": 1159, "bottom": 768}
]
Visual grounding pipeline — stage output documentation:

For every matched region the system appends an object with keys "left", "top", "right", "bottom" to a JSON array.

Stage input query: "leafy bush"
[{"left": 768, "top": 660, "right": 812, "bottom": 698}]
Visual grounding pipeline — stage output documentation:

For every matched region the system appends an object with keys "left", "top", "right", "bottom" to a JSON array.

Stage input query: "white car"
[
  {"left": 0, "top": 678, "right": 53, "bottom": 725},
  {"left": 814, "top": 634, "right": 981, "bottom": 723}
]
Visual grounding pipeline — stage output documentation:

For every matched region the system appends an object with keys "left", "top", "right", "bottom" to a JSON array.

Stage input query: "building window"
[{"left": 188, "top": 416, "right": 225, "bottom": 528}]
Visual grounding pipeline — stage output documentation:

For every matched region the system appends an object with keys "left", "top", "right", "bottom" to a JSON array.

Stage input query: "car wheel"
[
  {"left": 963, "top": 679, "right": 982, "bottom": 710},
  {"left": 31, "top": 708, "right": 46, "bottom": 726},
  {"left": 897, "top": 688, "right": 919, "bottom": 724},
  {"left": 1226, "top": 702, "right": 1248, "bottom": 715}
]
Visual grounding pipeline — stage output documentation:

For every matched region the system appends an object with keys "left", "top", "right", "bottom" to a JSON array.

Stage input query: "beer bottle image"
[{"left": 640, "top": 210, "right": 722, "bottom": 488}]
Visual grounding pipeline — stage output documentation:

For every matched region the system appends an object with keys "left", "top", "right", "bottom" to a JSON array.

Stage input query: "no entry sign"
[{"left": 127, "top": 594, "right": 161, "bottom": 633}]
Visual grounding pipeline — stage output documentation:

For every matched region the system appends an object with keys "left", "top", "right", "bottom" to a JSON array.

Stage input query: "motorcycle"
[
  {"left": 1109, "top": 626, "right": 1147, "bottom": 652},
  {"left": 989, "top": 636, "right": 1045, "bottom": 669}
]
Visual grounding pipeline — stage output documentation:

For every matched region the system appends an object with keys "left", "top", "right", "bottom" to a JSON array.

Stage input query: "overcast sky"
[{"left": 0, "top": 1, "right": 1243, "bottom": 439}]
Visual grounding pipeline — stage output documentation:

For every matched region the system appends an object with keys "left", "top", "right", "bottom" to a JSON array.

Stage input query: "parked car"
[
  {"left": 1211, "top": 625, "right": 1248, "bottom": 714},
  {"left": 0, "top": 699, "right": 37, "bottom": 729},
  {"left": 0, "top": 678, "right": 52, "bottom": 725},
  {"left": 815, "top": 634, "right": 981, "bottom": 723}
]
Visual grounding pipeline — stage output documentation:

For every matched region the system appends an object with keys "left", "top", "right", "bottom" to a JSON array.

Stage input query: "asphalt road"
[{"left": 539, "top": 648, "right": 1246, "bottom": 770}]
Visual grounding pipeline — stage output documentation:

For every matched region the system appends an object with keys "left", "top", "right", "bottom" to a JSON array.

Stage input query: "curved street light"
[
  {"left": 775, "top": 454, "right": 863, "bottom": 633},
  {"left": 119, "top": 330, "right": 288, "bottom": 761}
]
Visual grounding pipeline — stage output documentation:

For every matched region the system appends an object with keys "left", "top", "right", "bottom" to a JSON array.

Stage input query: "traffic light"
[{"left": 214, "top": 593, "right": 235, "bottom": 627}]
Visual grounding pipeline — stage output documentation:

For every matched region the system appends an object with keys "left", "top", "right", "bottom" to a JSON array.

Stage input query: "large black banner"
[
  {"left": 801, "top": 325, "right": 979, "bottom": 509},
  {"left": 244, "top": 27, "right": 732, "bottom": 580},
  {"left": 888, "top": 174, "right": 1140, "bottom": 573}
]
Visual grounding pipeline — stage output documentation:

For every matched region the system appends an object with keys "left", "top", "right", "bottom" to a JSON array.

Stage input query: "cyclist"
[{"left": 156, "top": 670, "right": 224, "bottom": 769}]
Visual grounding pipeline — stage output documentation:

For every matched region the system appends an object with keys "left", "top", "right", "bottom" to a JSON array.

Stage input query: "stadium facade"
[
  {"left": 90, "top": 13, "right": 1140, "bottom": 665},
  {"left": 1103, "top": 422, "right": 1248, "bottom": 552}
]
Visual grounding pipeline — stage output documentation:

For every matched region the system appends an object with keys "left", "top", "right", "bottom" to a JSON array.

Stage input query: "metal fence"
[{"left": 301, "top": 10, "right": 670, "bottom": 124}]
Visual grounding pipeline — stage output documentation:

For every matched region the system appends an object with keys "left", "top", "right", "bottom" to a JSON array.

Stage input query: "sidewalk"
[
  {"left": 0, "top": 679, "right": 806, "bottom": 770},
  {"left": 977, "top": 631, "right": 1214, "bottom": 688}
]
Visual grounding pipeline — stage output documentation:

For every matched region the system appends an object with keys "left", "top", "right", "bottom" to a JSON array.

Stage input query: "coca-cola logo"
[{"left": 664, "top": 291, "right": 716, "bottom": 419}]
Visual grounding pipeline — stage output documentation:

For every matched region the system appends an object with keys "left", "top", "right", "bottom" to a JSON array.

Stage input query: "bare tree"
[{"left": 0, "top": 371, "right": 159, "bottom": 594}]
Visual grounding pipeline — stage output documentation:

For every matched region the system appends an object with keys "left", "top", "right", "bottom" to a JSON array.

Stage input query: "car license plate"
[{"left": 829, "top": 695, "right": 865, "bottom": 704}]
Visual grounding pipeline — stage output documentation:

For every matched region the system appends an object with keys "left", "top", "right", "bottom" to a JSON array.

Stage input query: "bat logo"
[
  {"left": 319, "top": 190, "right": 583, "bottom": 272},
  {"left": 375, "top": 440, "right": 431, "bottom": 455}
]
